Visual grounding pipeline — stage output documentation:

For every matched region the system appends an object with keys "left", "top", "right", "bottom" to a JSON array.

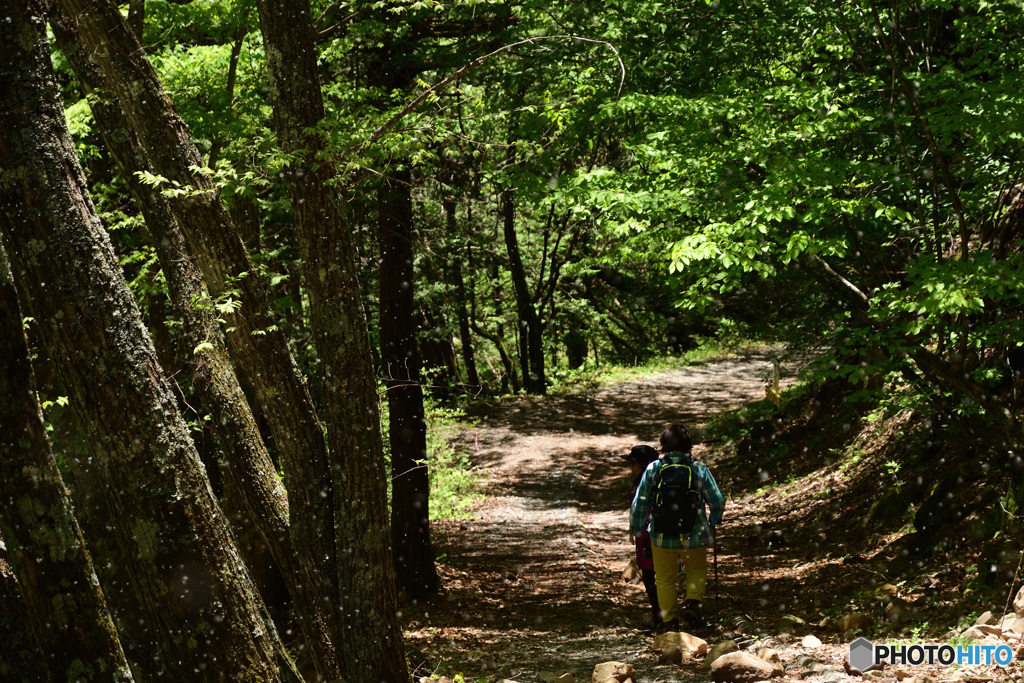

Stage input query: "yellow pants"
[{"left": 651, "top": 545, "right": 708, "bottom": 622}]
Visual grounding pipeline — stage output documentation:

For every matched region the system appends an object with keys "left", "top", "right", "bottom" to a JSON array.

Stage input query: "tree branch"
[{"left": 346, "top": 34, "right": 626, "bottom": 160}]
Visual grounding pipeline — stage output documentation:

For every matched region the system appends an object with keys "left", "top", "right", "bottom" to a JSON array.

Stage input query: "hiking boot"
[
  {"left": 681, "top": 599, "right": 704, "bottom": 629},
  {"left": 640, "top": 615, "right": 663, "bottom": 632},
  {"left": 660, "top": 618, "right": 681, "bottom": 633}
]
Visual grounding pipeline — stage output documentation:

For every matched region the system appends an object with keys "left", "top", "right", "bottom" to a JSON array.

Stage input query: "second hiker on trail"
[{"left": 629, "top": 424, "right": 725, "bottom": 632}]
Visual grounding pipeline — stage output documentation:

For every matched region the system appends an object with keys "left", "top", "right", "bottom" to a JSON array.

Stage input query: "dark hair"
[
  {"left": 659, "top": 424, "right": 693, "bottom": 453},
  {"left": 624, "top": 444, "right": 659, "bottom": 466}
]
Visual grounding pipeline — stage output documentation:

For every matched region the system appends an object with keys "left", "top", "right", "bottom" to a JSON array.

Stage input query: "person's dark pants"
[{"left": 641, "top": 568, "right": 660, "bottom": 622}]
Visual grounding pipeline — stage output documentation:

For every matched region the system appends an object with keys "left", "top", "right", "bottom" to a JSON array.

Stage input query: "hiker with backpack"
[
  {"left": 629, "top": 424, "right": 725, "bottom": 632},
  {"left": 621, "top": 444, "right": 661, "bottom": 631}
]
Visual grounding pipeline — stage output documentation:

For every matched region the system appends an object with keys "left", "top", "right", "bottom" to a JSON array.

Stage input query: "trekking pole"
[{"left": 713, "top": 529, "right": 719, "bottom": 602}]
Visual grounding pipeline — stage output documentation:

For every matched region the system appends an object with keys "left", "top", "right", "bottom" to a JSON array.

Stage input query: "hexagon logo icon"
[{"left": 849, "top": 637, "right": 875, "bottom": 673}]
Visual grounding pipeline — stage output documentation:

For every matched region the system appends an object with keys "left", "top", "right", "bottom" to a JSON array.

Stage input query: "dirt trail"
[{"left": 402, "top": 353, "right": 808, "bottom": 682}]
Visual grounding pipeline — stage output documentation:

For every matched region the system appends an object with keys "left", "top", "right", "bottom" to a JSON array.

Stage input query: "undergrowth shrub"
[
  {"left": 380, "top": 387, "right": 482, "bottom": 520},
  {"left": 425, "top": 401, "right": 482, "bottom": 520}
]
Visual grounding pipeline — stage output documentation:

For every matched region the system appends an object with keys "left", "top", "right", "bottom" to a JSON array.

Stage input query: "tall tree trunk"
[
  {"left": 453, "top": 254, "right": 482, "bottom": 391},
  {"left": 0, "top": 248, "right": 134, "bottom": 681},
  {"left": 444, "top": 198, "right": 481, "bottom": 391},
  {"left": 380, "top": 169, "right": 440, "bottom": 600},
  {"left": 48, "top": 12, "right": 338, "bottom": 677},
  {"left": 127, "top": 0, "right": 144, "bottom": 40},
  {"left": 0, "top": 6, "right": 293, "bottom": 679},
  {"left": 55, "top": 0, "right": 339, "bottom": 647},
  {"left": 253, "top": 0, "right": 409, "bottom": 677},
  {"left": 501, "top": 142, "right": 545, "bottom": 394}
]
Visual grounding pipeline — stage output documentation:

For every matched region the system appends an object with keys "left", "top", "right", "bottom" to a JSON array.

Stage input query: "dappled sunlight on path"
[{"left": 404, "top": 353, "right": 799, "bottom": 682}]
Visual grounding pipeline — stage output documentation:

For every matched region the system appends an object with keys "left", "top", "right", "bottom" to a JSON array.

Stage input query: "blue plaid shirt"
[{"left": 629, "top": 452, "right": 725, "bottom": 549}]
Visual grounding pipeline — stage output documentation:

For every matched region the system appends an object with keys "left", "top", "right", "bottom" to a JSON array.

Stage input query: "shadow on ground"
[{"left": 403, "top": 353, "right": 828, "bottom": 683}]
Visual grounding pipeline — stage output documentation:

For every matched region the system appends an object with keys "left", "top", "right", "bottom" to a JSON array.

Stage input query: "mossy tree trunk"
[
  {"left": 54, "top": 0, "right": 339, "bottom": 638},
  {"left": 47, "top": 10, "right": 338, "bottom": 677},
  {"left": 0, "top": 5, "right": 292, "bottom": 679},
  {"left": 253, "top": 0, "right": 411, "bottom": 676},
  {"left": 0, "top": 248, "right": 133, "bottom": 682}
]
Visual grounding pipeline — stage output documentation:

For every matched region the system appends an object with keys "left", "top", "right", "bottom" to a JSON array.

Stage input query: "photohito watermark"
[{"left": 849, "top": 637, "right": 1014, "bottom": 672}]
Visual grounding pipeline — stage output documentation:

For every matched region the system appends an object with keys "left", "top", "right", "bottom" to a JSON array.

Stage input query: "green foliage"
[
  {"left": 380, "top": 390, "right": 482, "bottom": 519},
  {"left": 424, "top": 401, "right": 483, "bottom": 520},
  {"left": 63, "top": 98, "right": 101, "bottom": 161},
  {"left": 60, "top": 0, "right": 1024, "bottom": 419}
]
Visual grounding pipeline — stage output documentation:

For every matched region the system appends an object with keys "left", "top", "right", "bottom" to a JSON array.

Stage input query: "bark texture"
[
  {"left": 48, "top": 11, "right": 338, "bottom": 677},
  {"left": 253, "top": 0, "right": 409, "bottom": 677},
  {"left": 0, "top": 249, "right": 133, "bottom": 681},
  {"left": 380, "top": 170, "right": 440, "bottom": 600},
  {"left": 0, "top": 5, "right": 289, "bottom": 679},
  {"left": 55, "top": 0, "right": 338, "bottom": 642}
]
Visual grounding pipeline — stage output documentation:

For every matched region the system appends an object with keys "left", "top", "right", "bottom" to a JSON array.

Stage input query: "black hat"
[{"left": 621, "top": 445, "right": 659, "bottom": 466}]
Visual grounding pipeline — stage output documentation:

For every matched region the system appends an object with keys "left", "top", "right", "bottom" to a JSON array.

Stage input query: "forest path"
[{"left": 404, "top": 352, "right": 814, "bottom": 683}]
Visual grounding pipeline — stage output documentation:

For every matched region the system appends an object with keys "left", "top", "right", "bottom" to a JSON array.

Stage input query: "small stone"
[
  {"left": 755, "top": 648, "right": 783, "bottom": 677},
  {"left": 708, "top": 640, "right": 741, "bottom": 667},
  {"left": 1015, "top": 586, "right": 1024, "bottom": 617},
  {"left": 839, "top": 613, "right": 872, "bottom": 633},
  {"left": 659, "top": 647, "right": 683, "bottom": 665},
  {"left": 962, "top": 625, "right": 1000, "bottom": 641},
  {"left": 862, "top": 672, "right": 892, "bottom": 682},
  {"left": 779, "top": 615, "right": 807, "bottom": 633},
  {"left": 906, "top": 676, "right": 935, "bottom": 683},
  {"left": 801, "top": 635, "right": 823, "bottom": 648},
  {"left": 591, "top": 661, "right": 634, "bottom": 683},
  {"left": 711, "top": 651, "right": 782, "bottom": 682},
  {"left": 894, "top": 668, "right": 911, "bottom": 680},
  {"left": 652, "top": 631, "right": 709, "bottom": 657},
  {"left": 959, "top": 672, "right": 994, "bottom": 683},
  {"left": 975, "top": 611, "right": 997, "bottom": 626},
  {"left": 1008, "top": 618, "right": 1024, "bottom": 636}
]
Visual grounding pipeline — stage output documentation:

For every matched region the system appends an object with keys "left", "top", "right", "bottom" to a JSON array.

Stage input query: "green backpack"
[{"left": 651, "top": 454, "right": 702, "bottom": 536}]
